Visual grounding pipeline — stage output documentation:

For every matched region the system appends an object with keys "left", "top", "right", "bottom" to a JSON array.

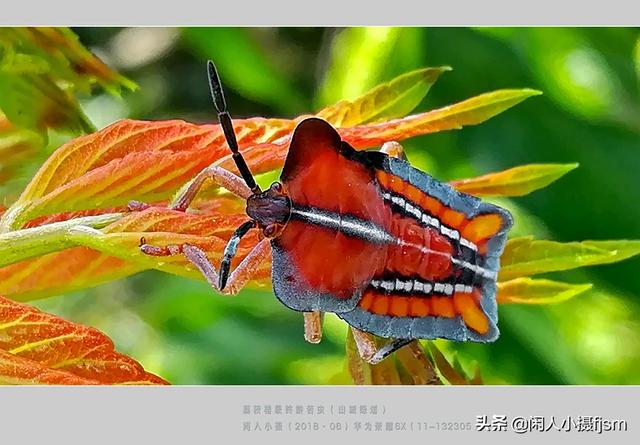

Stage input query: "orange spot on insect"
[
  {"left": 409, "top": 298, "right": 430, "bottom": 317},
  {"left": 389, "top": 296, "right": 410, "bottom": 317},
  {"left": 403, "top": 183, "right": 424, "bottom": 207},
  {"left": 371, "top": 295, "right": 390, "bottom": 315},
  {"left": 376, "top": 171, "right": 390, "bottom": 188},
  {"left": 420, "top": 195, "right": 443, "bottom": 216},
  {"left": 359, "top": 291, "right": 375, "bottom": 311},
  {"left": 440, "top": 208, "right": 467, "bottom": 229},
  {"left": 431, "top": 296, "right": 456, "bottom": 318},
  {"left": 388, "top": 174, "right": 407, "bottom": 196},
  {"left": 478, "top": 243, "right": 489, "bottom": 256},
  {"left": 461, "top": 213, "right": 503, "bottom": 244},
  {"left": 453, "top": 292, "right": 489, "bottom": 334}
]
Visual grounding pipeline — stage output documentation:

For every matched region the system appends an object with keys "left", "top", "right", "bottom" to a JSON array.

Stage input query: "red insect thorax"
[
  {"left": 278, "top": 138, "right": 390, "bottom": 297},
  {"left": 276, "top": 120, "right": 457, "bottom": 300}
]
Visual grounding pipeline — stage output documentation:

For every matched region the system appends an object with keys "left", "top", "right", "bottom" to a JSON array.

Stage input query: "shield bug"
[{"left": 136, "top": 61, "right": 513, "bottom": 364}]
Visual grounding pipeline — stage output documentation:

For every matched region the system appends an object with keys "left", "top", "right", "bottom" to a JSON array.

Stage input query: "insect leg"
[
  {"left": 171, "top": 165, "right": 253, "bottom": 212},
  {"left": 370, "top": 338, "right": 414, "bottom": 364},
  {"left": 139, "top": 236, "right": 270, "bottom": 296},
  {"left": 218, "top": 237, "right": 271, "bottom": 294},
  {"left": 180, "top": 237, "right": 271, "bottom": 295},
  {"left": 350, "top": 328, "right": 413, "bottom": 364},
  {"left": 380, "top": 141, "right": 408, "bottom": 161},
  {"left": 138, "top": 239, "right": 227, "bottom": 292},
  {"left": 303, "top": 311, "right": 324, "bottom": 344},
  {"left": 350, "top": 328, "right": 378, "bottom": 363}
]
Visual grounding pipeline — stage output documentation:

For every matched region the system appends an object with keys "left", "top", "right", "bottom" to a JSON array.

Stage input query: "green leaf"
[
  {"left": 341, "top": 89, "right": 542, "bottom": 147},
  {"left": 497, "top": 277, "right": 593, "bottom": 305},
  {"left": 498, "top": 237, "right": 640, "bottom": 281},
  {"left": 0, "top": 116, "right": 45, "bottom": 195},
  {"left": 0, "top": 28, "right": 135, "bottom": 94},
  {"left": 434, "top": 88, "right": 542, "bottom": 126},
  {"left": 0, "top": 28, "right": 135, "bottom": 135},
  {"left": 450, "top": 163, "right": 578, "bottom": 197},
  {"left": 0, "top": 71, "right": 94, "bottom": 134},
  {"left": 581, "top": 240, "right": 640, "bottom": 265},
  {"left": 317, "top": 66, "right": 451, "bottom": 127}
]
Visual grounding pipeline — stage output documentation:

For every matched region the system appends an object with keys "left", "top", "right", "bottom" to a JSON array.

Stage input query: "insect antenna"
[
  {"left": 207, "top": 60, "right": 261, "bottom": 195},
  {"left": 218, "top": 219, "right": 258, "bottom": 290}
]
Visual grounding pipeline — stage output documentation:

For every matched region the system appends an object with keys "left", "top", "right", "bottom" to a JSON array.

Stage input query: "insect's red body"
[
  {"left": 140, "top": 61, "right": 513, "bottom": 362},
  {"left": 277, "top": 130, "right": 390, "bottom": 298},
  {"left": 271, "top": 119, "right": 510, "bottom": 340},
  {"left": 277, "top": 124, "right": 456, "bottom": 298}
]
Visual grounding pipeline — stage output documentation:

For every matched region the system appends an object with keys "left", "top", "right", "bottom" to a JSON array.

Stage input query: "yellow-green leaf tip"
[{"left": 522, "top": 88, "right": 543, "bottom": 97}]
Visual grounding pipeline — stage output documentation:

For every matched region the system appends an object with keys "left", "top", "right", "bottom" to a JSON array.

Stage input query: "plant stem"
[{"left": 0, "top": 213, "right": 123, "bottom": 268}]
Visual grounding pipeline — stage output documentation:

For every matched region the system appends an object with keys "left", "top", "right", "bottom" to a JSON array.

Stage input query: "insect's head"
[{"left": 246, "top": 182, "right": 291, "bottom": 238}]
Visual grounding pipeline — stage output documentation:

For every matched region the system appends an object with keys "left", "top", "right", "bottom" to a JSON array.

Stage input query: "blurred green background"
[{"left": 22, "top": 27, "right": 640, "bottom": 384}]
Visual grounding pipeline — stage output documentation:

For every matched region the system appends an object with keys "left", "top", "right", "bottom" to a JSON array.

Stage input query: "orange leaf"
[
  {"left": 1, "top": 118, "right": 295, "bottom": 230},
  {"left": 240, "top": 90, "right": 542, "bottom": 173},
  {"left": 0, "top": 295, "right": 167, "bottom": 384},
  {"left": 0, "top": 77, "right": 542, "bottom": 300},
  {"left": 0, "top": 206, "right": 271, "bottom": 301},
  {"left": 66, "top": 208, "right": 272, "bottom": 291},
  {"left": 0, "top": 248, "right": 139, "bottom": 302},
  {"left": 0, "top": 349, "right": 99, "bottom": 384},
  {"left": 2, "top": 88, "right": 539, "bottom": 230}
]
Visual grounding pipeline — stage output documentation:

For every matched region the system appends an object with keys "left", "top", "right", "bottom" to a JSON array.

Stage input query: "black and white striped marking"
[
  {"left": 370, "top": 277, "right": 474, "bottom": 296},
  {"left": 381, "top": 190, "right": 478, "bottom": 252},
  {"left": 290, "top": 206, "right": 396, "bottom": 244}
]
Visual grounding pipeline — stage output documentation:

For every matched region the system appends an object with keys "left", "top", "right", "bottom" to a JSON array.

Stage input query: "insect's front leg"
[
  {"left": 303, "top": 311, "right": 324, "bottom": 344},
  {"left": 127, "top": 165, "right": 252, "bottom": 215},
  {"left": 351, "top": 328, "right": 413, "bottom": 365},
  {"left": 380, "top": 141, "right": 408, "bottom": 161},
  {"left": 140, "top": 237, "right": 271, "bottom": 296},
  {"left": 171, "top": 164, "right": 253, "bottom": 211}
]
